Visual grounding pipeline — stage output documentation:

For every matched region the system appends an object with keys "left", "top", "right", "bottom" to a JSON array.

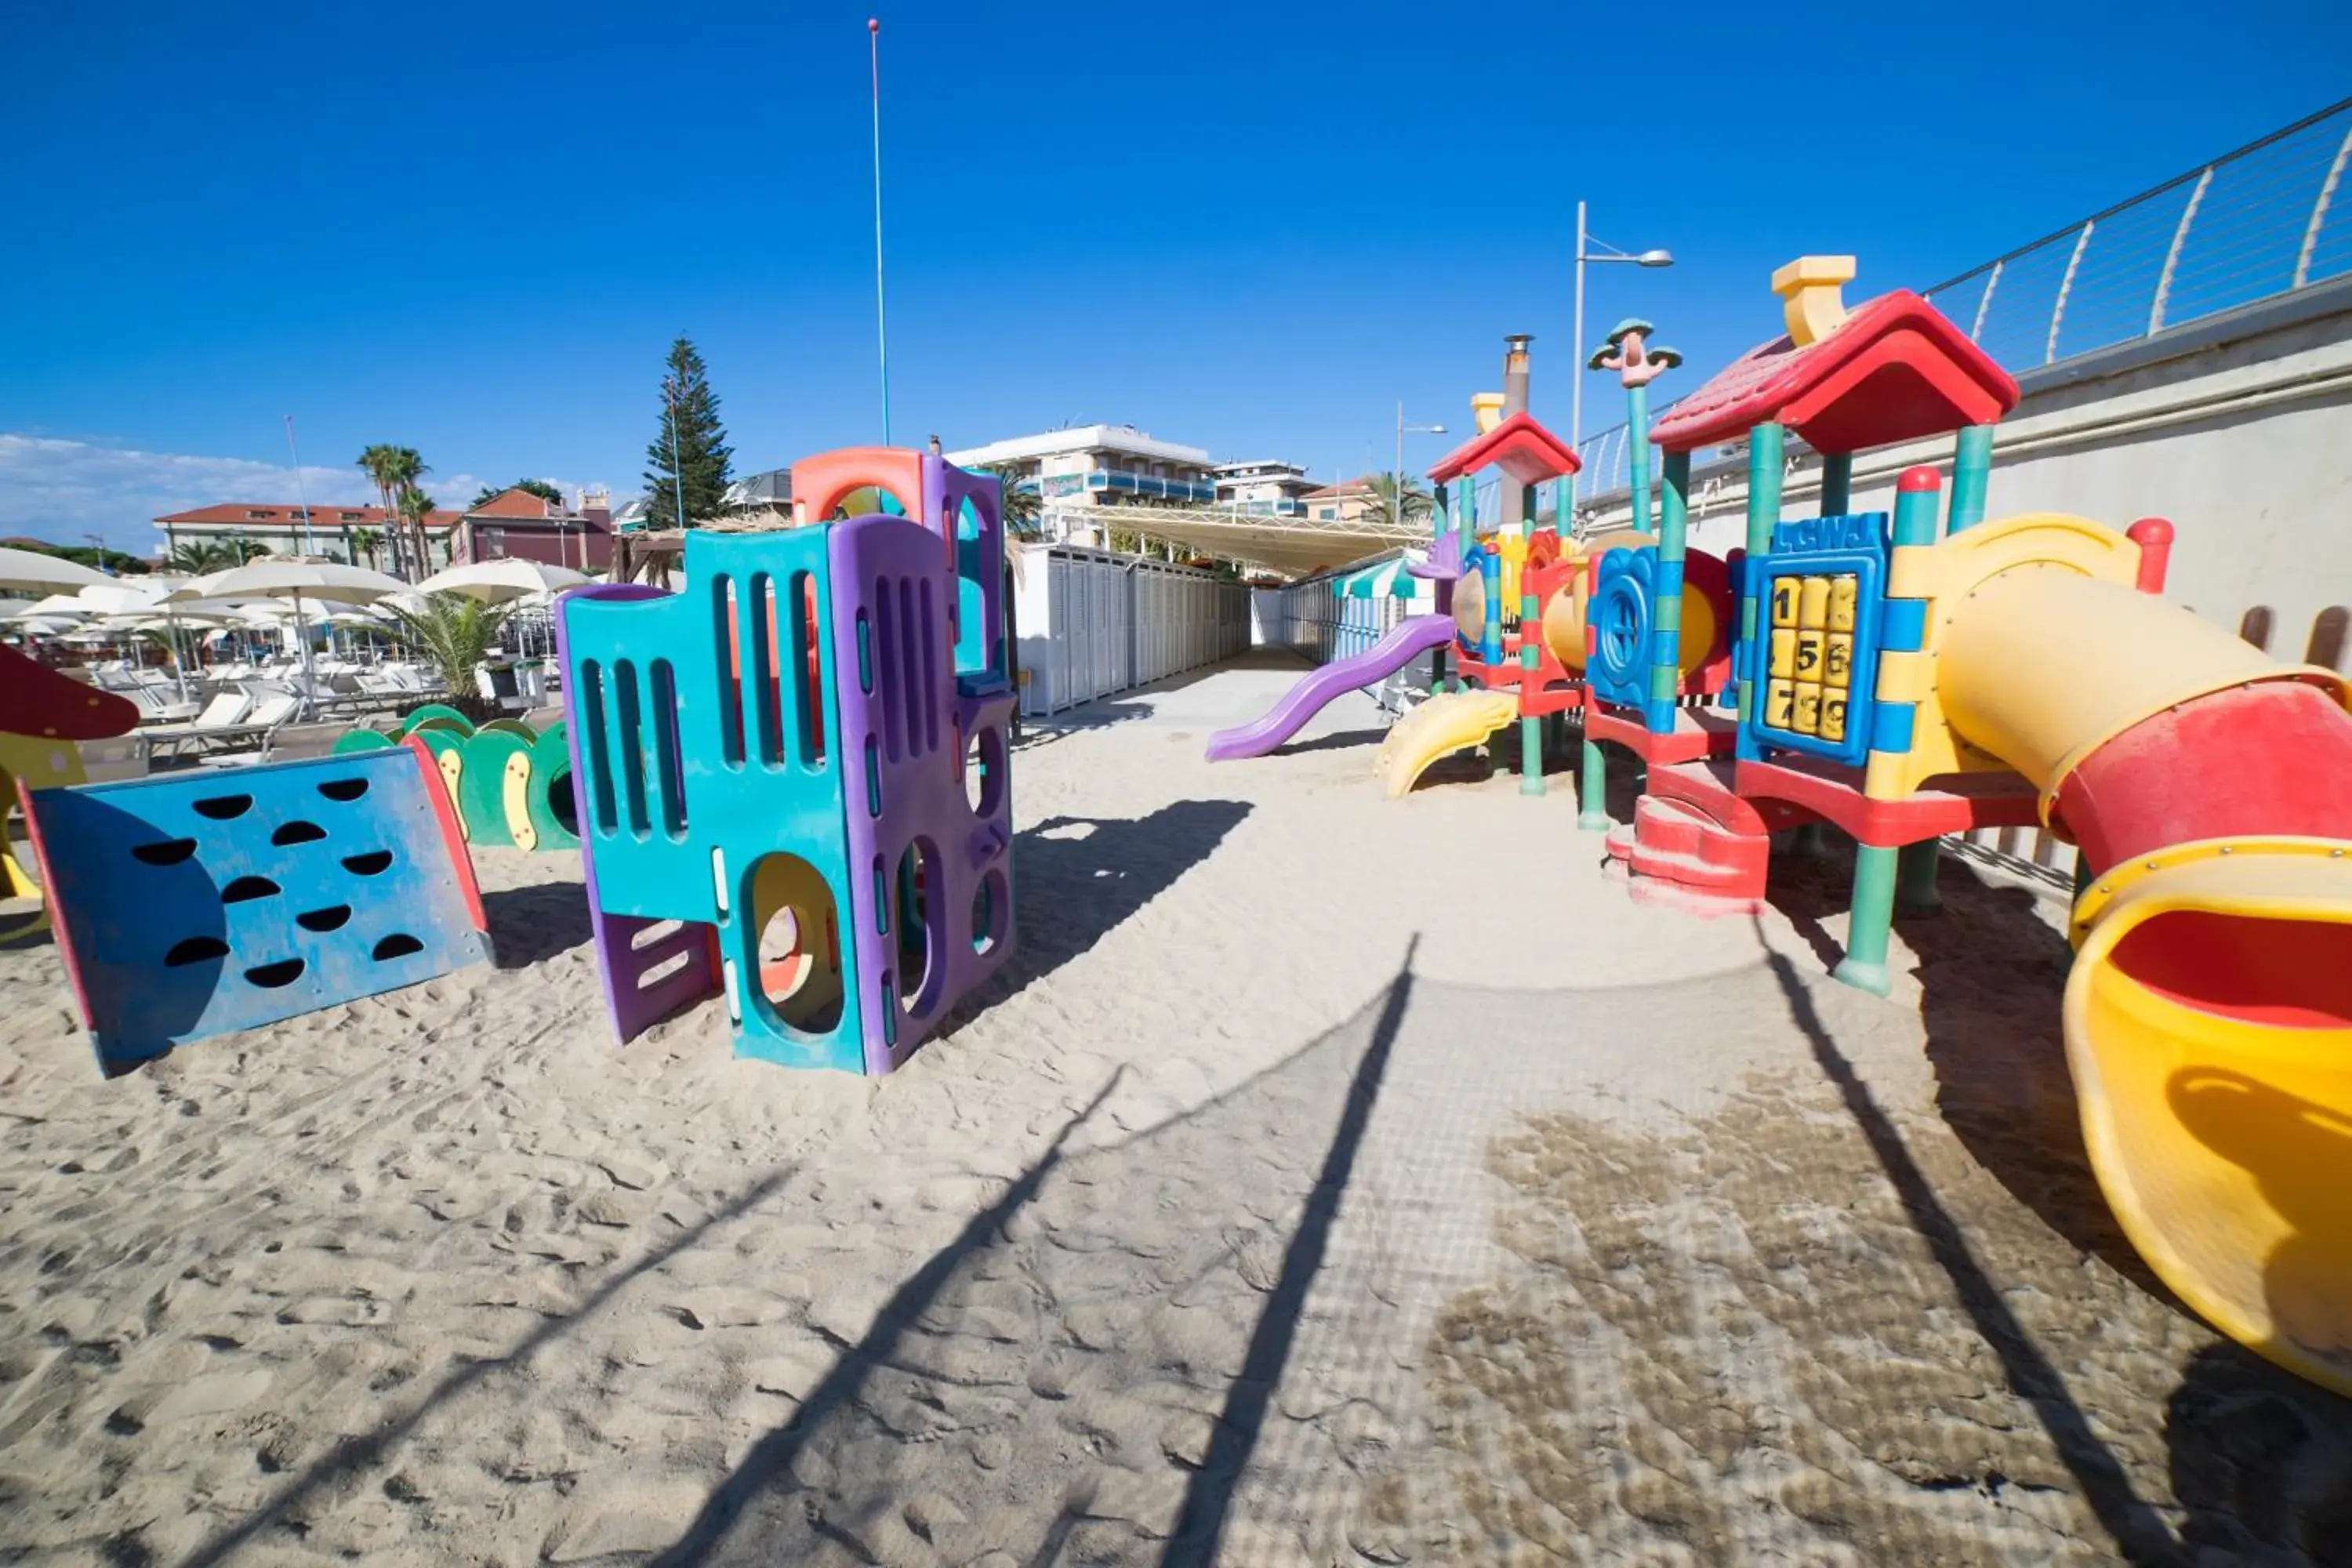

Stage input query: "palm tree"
[
  {"left": 377, "top": 592, "right": 517, "bottom": 718},
  {"left": 357, "top": 445, "right": 429, "bottom": 577},
  {"left": 160, "top": 536, "right": 267, "bottom": 575},
  {"left": 981, "top": 464, "right": 1043, "bottom": 538},
  {"left": 350, "top": 527, "right": 383, "bottom": 572},
  {"left": 357, "top": 445, "right": 405, "bottom": 575},
  {"left": 397, "top": 485, "right": 440, "bottom": 573},
  {"left": 164, "top": 539, "right": 226, "bottom": 574},
  {"left": 1366, "top": 473, "right": 1434, "bottom": 531}
]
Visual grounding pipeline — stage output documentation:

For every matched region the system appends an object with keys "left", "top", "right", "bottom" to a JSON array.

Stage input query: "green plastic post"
[
  {"left": 1658, "top": 448, "right": 1690, "bottom": 554},
  {"left": 1820, "top": 452, "right": 1853, "bottom": 517},
  {"left": 1889, "top": 470, "right": 1942, "bottom": 548},
  {"left": 1835, "top": 843, "right": 1898, "bottom": 995},
  {"left": 1896, "top": 839, "right": 1944, "bottom": 915},
  {"left": 1948, "top": 424, "right": 1994, "bottom": 534},
  {"left": 1578, "top": 736, "right": 1610, "bottom": 829},
  {"left": 1735, "top": 423, "right": 1784, "bottom": 724},
  {"left": 1519, "top": 484, "right": 1543, "bottom": 794},
  {"left": 1628, "top": 382, "right": 1653, "bottom": 533},
  {"left": 1431, "top": 481, "right": 1454, "bottom": 694}
]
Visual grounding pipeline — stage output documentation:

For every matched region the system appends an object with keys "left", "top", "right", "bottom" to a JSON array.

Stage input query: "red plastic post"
[
  {"left": 1896, "top": 466, "right": 1943, "bottom": 494},
  {"left": 2128, "top": 517, "right": 2175, "bottom": 595}
]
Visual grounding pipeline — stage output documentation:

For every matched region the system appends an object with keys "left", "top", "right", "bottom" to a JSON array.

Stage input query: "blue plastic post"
[{"left": 1644, "top": 448, "right": 1691, "bottom": 732}]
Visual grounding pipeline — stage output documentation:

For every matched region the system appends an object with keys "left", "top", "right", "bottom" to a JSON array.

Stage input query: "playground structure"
[
  {"left": 555, "top": 445, "right": 1017, "bottom": 1075},
  {"left": 2, "top": 644, "right": 141, "bottom": 938},
  {"left": 1581, "top": 257, "right": 2352, "bottom": 1397},
  {"left": 336, "top": 708, "right": 579, "bottom": 852},
  {"left": 1210, "top": 260, "right": 2352, "bottom": 1396},
  {"left": 15, "top": 734, "right": 491, "bottom": 1075},
  {"left": 1212, "top": 336, "right": 1742, "bottom": 803}
]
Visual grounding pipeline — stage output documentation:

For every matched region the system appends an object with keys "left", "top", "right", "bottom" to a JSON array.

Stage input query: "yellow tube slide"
[
  {"left": 1374, "top": 691, "right": 1516, "bottom": 799},
  {"left": 1933, "top": 567, "right": 2352, "bottom": 1394}
]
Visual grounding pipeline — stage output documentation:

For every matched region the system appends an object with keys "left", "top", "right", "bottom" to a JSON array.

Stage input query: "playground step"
[{"left": 1606, "top": 793, "right": 1771, "bottom": 900}]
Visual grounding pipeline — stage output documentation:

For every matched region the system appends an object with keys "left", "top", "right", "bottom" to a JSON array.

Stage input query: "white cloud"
[
  {"left": 0, "top": 434, "right": 375, "bottom": 552},
  {"left": 0, "top": 435, "right": 613, "bottom": 553}
]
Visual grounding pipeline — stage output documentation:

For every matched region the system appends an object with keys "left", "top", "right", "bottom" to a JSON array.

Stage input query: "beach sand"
[{"left": 2, "top": 654, "right": 2347, "bottom": 1565}]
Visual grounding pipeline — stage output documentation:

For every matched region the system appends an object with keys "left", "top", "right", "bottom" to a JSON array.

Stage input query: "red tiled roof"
[
  {"left": 1426, "top": 412, "right": 1582, "bottom": 485},
  {"left": 1649, "top": 290, "right": 2019, "bottom": 456},
  {"left": 156, "top": 502, "right": 460, "bottom": 529},
  {"left": 1299, "top": 478, "right": 1376, "bottom": 501},
  {"left": 466, "top": 488, "right": 562, "bottom": 520}
]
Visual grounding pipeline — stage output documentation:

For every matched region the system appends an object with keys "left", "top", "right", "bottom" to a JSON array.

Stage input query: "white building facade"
[
  {"left": 945, "top": 425, "right": 1218, "bottom": 508},
  {"left": 1211, "top": 459, "right": 1316, "bottom": 515}
]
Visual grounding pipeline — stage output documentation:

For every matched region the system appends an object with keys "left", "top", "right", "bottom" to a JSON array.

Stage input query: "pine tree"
[{"left": 643, "top": 336, "right": 735, "bottom": 528}]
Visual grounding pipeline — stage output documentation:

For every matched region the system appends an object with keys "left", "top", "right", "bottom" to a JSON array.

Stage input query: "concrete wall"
[{"left": 1583, "top": 277, "right": 2352, "bottom": 665}]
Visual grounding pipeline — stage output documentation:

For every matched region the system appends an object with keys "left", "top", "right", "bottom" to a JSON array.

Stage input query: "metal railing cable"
[{"left": 1567, "top": 97, "right": 2352, "bottom": 506}]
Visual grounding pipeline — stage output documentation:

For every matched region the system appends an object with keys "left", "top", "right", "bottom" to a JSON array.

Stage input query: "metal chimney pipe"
[
  {"left": 1501, "top": 334, "right": 1534, "bottom": 526},
  {"left": 1503, "top": 333, "right": 1534, "bottom": 418}
]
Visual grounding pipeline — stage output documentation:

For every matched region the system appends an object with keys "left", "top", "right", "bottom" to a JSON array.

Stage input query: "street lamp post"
[
  {"left": 1394, "top": 403, "right": 1448, "bottom": 532},
  {"left": 1569, "top": 199, "right": 1674, "bottom": 520},
  {"left": 1392, "top": 407, "right": 1451, "bottom": 699}
]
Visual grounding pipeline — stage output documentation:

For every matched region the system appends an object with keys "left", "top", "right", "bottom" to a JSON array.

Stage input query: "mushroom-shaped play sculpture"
[{"left": 1588, "top": 318, "right": 1684, "bottom": 389}]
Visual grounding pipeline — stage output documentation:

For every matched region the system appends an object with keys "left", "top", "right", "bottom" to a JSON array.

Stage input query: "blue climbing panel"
[{"left": 27, "top": 748, "right": 490, "bottom": 1074}]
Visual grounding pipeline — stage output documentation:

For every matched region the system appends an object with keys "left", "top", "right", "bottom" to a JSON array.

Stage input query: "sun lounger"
[{"left": 137, "top": 688, "right": 303, "bottom": 767}]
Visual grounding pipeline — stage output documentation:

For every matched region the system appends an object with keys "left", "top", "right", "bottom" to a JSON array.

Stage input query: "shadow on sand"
[{"left": 1760, "top": 845, "right": 2352, "bottom": 1564}]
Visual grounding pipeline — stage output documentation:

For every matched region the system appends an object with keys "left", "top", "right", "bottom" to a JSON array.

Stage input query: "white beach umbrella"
[
  {"left": 6, "top": 593, "right": 93, "bottom": 622},
  {"left": 160, "top": 560, "right": 406, "bottom": 714},
  {"left": 414, "top": 559, "right": 590, "bottom": 603},
  {"left": 74, "top": 578, "right": 205, "bottom": 698},
  {"left": 414, "top": 561, "right": 592, "bottom": 659},
  {"left": 0, "top": 546, "right": 113, "bottom": 594},
  {"left": 161, "top": 560, "right": 406, "bottom": 606}
]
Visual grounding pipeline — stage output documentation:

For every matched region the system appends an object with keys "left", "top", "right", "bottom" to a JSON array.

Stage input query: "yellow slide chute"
[
  {"left": 1926, "top": 548, "right": 2352, "bottom": 1395},
  {"left": 1373, "top": 691, "right": 1517, "bottom": 800}
]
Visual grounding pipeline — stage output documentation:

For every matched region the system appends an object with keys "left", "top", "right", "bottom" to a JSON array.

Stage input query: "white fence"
[{"left": 1014, "top": 545, "right": 1250, "bottom": 717}]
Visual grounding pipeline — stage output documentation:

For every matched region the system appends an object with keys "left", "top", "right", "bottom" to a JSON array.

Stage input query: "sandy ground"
[{"left": 2, "top": 652, "right": 2348, "bottom": 1566}]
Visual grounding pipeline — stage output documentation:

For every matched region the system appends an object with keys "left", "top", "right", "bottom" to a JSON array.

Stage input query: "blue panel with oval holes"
[{"left": 26, "top": 749, "right": 490, "bottom": 1075}]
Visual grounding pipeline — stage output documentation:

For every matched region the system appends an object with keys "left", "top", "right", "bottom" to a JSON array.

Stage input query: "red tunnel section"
[{"left": 2059, "top": 681, "right": 2352, "bottom": 1030}]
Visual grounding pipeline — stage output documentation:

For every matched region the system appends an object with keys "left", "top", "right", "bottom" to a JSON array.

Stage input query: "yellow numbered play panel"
[{"left": 1768, "top": 572, "right": 1860, "bottom": 739}]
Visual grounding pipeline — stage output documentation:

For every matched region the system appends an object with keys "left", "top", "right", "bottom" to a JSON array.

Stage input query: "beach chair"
[{"left": 138, "top": 688, "right": 304, "bottom": 766}]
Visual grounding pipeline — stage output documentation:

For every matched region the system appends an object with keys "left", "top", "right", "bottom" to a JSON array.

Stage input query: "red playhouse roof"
[
  {"left": 1648, "top": 289, "right": 2019, "bottom": 456},
  {"left": 1426, "top": 412, "right": 1583, "bottom": 486}
]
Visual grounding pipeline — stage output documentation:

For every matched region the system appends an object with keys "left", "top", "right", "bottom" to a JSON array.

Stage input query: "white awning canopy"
[{"left": 1047, "top": 503, "right": 1430, "bottom": 579}]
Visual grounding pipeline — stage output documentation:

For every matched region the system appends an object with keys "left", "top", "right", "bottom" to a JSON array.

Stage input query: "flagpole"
[
  {"left": 666, "top": 383, "right": 689, "bottom": 532},
  {"left": 284, "top": 414, "right": 316, "bottom": 555},
  {"left": 869, "top": 16, "right": 891, "bottom": 446}
]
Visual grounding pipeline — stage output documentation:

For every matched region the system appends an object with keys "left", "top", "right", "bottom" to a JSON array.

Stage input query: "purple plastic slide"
[{"left": 1207, "top": 614, "right": 1458, "bottom": 761}]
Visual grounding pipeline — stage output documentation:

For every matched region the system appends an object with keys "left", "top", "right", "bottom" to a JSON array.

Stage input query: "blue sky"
[{"left": 4, "top": 0, "right": 2348, "bottom": 551}]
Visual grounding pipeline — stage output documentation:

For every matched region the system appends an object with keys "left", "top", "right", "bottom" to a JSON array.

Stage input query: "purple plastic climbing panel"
[{"left": 831, "top": 515, "right": 1018, "bottom": 1074}]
